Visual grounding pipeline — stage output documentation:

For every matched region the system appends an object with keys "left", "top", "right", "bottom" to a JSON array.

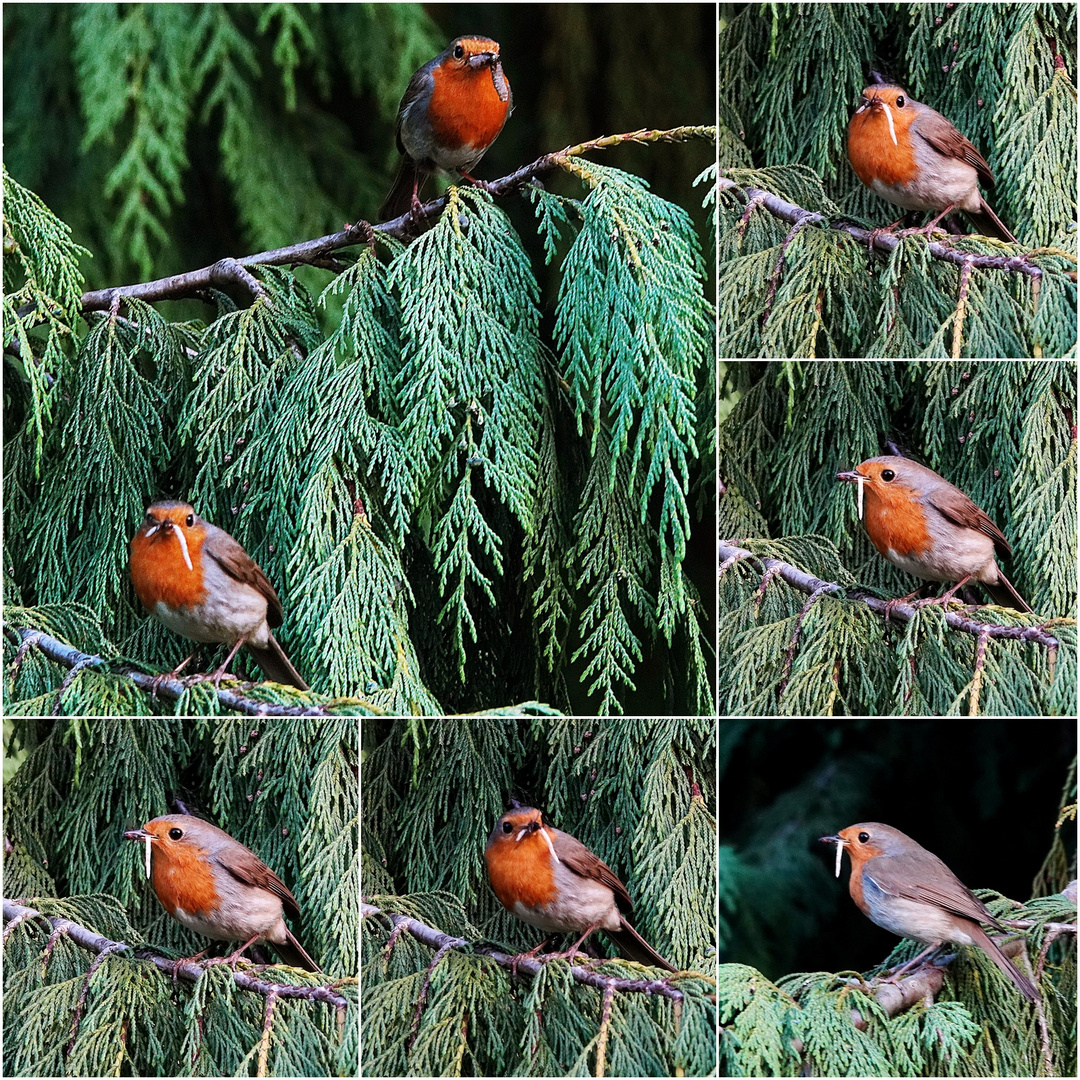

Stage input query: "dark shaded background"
[{"left": 720, "top": 719, "right": 1076, "bottom": 981}]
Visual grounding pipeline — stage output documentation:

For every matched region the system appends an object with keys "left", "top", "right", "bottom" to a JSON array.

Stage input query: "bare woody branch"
[
  {"left": 717, "top": 176, "right": 1069, "bottom": 282},
  {"left": 718, "top": 542, "right": 1062, "bottom": 651},
  {"left": 78, "top": 126, "right": 715, "bottom": 314},
  {"left": 3, "top": 899, "right": 349, "bottom": 1009},
  {"left": 5, "top": 624, "right": 375, "bottom": 718},
  {"left": 362, "top": 901, "right": 688, "bottom": 1002}
]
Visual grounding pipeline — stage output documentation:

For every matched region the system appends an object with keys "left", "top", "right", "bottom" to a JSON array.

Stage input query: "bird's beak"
[
  {"left": 124, "top": 827, "right": 155, "bottom": 880},
  {"left": 819, "top": 834, "right": 848, "bottom": 878},
  {"left": 468, "top": 51, "right": 497, "bottom": 69},
  {"left": 836, "top": 469, "right": 868, "bottom": 519}
]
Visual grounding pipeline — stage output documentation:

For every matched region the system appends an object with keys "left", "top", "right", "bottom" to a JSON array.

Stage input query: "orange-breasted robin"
[
  {"left": 379, "top": 35, "right": 512, "bottom": 221},
  {"left": 129, "top": 501, "right": 309, "bottom": 689},
  {"left": 123, "top": 814, "right": 319, "bottom": 971},
  {"left": 836, "top": 456, "right": 1031, "bottom": 612},
  {"left": 848, "top": 84, "right": 1015, "bottom": 242},
  {"left": 484, "top": 804, "right": 676, "bottom": 971},
  {"left": 820, "top": 822, "right": 1038, "bottom": 1002}
]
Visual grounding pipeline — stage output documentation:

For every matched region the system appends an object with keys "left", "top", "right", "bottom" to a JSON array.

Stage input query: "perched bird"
[
  {"left": 848, "top": 84, "right": 1015, "bottom": 242},
  {"left": 836, "top": 456, "right": 1031, "bottom": 612},
  {"left": 379, "top": 35, "right": 512, "bottom": 221},
  {"left": 820, "top": 822, "right": 1038, "bottom": 1002},
  {"left": 129, "top": 501, "right": 308, "bottom": 689},
  {"left": 484, "top": 804, "right": 676, "bottom": 971},
  {"left": 124, "top": 814, "right": 319, "bottom": 971}
]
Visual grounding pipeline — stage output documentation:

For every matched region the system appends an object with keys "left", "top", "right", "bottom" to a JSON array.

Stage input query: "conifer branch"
[
  {"left": 78, "top": 127, "right": 717, "bottom": 314},
  {"left": 718, "top": 543, "right": 1062, "bottom": 650},
  {"left": 718, "top": 177, "right": 1052, "bottom": 281},
  {"left": 6, "top": 624, "right": 372, "bottom": 717},
  {"left": 362, "top": 902, "right": 686, "bottom": 1002},
  {"left": 2, "top": 900, "right": 350, "bottom": 1009}
]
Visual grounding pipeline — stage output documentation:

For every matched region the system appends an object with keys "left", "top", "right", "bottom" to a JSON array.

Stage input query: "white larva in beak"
[
  {"left": 537, "top": 826, "right": 561, "bottom": 864},
  {"left": 171, "top": 524, "right": 193, "bottom": 571},
  {"left": 834, "top": 839, "right": 843, "bottom": 878},
  {"left": 881, "top": 101, "right": 897, "bottom": 146},
  {"left": 142, "top": 834, "right": 152, "bottom": 880}
]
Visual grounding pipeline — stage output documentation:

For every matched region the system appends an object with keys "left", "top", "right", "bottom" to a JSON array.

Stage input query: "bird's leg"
[
  {"left": 409, "top": 179, "right": 425, "bottom": 219},
  {"left": 458, "top": 169, "right": 495, "bottom": 195},
  {"left": 148, "top": 653, "right": 196, "bottom": 698},
  {"left": 883, "top": 942, "right": 946, "bottom": 979},
  {"left": 509, "top": 935, "right": 557, "bottom": 979},
  {"left": 882, "top": 588, "right": 927, "bottom": 622},
  {"left": 866, "top": 216, "right": 908, "bottom": 252},
  {"left": 187, "top": 637, "right": 248, "bottom": 689},
  {"left": 897, "top": 204, "right": 961, "bottom": 238},
  {"left": 541, "top": 922, "right": 604, "bottom": 965},
  {"left": 912, "top": 574, "right": 976, "bottom": 610},
  {"left": 201, "top": 933, "right": 262, "bottom": 969}
]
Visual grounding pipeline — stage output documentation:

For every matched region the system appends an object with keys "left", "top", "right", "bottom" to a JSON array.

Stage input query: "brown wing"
[
  {"left": 865, "top": 851, "right": 1000, "bottom": 928},
  {"left": 551, "top": 827, "right": 634, "bottom": 917},
  {"left": 394, "top": 55, "right": 439, "bottom": 155},
  {"left": 913, "top": 109, "right": 995, "bottom": 187},
  {"left": 202, "top": 524, "right": 284, "bottom": 628},
  {"left": 926, "top": 487, "right": 1012, "bottom": 560},
  {"left": 215, "top": 845, "right": 301, "bottom": 920}
]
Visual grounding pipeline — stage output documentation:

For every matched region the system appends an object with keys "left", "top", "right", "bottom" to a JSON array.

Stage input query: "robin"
[
  {"left": 836, "top": 456, "right": 1031, "bottom": 612},
  {"left": 129, "top": 501, "right": 309, "bottom": 689},
  {"left": 484, "top": 804, "right": 676, "bottom": 971},
  {"left": 123, "top": 814, "right": 320, "bottom": 971},
  {"left": 379, "top": 35, "right": 512, "bottom": 221},
  {"left": 847, "top": 84, "right": 1016, "bottom": 242},
  {"left": 820, "top": 822, "right": 1038, "bottom": 1002}
]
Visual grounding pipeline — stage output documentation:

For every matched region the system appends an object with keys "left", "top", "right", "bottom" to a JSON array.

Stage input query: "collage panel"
[
  {"left": 360, "top": 717, "right": 718, "bottom": 1077},
  {"left": 717, "top": 359, "right": 1077, "bottom": 718},
  {"left": 719, "top": 3, "right": 1077, "bottom": 358},
  {"left": 719, "top": 718, "right": 1076, "bottom": 1076},
  {"left": 1, "top": 717, "right": 359, "bottom": 1077},
  {"left": 3, "top": 2, "right": 716, "bottom": 720}
]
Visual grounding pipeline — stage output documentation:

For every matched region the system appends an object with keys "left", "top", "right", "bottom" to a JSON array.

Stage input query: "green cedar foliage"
[
  {"left": 719, "top": 3, "right": 1078, "bottom": 357},
  {"left": 3, "top": 4, "right": 444, "bottom": 285},
  {"left": 2, "top": 718, "right": 358, "bottom": 1077},
  {"left": 361, "top": 717, "right": 717, "bottom": 1077},
  {"left": 718, "top": 360, "right": 1077, "bottom": 716},
  {"left": 4, "top": 130, "right": 713, "bottom": 716},
  {"left": 719, "top": 721, "right": 1077, "bottom": 1075}
]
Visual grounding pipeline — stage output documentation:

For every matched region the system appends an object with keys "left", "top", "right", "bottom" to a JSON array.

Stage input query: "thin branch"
[
  {"left": 362, "top": 902, "right": 687, "bottom": 1002},
  {"left": 4, "top": 623, "right": 376, "bottom": 717},
  {"left": 719, "top": 176, "right": 1056, "bottom": 281},
  {"left": 717, "top": 542, "right": 1062, "bottom": 650},
  {"left": 78, "top": 126, "right": 716, "bottom": 314},
  {"left": 3, "top": 899, "right": 349, "bottom": 1008}
]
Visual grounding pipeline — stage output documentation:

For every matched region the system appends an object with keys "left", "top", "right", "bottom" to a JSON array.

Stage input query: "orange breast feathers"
[
  {"left": 130, "top": 525, "right": 208, "bottom": 611},
  {"left": 848, "top": 101, "right": 919, "bottom": 188},
  {"left": 150, "top": 839, "right": 220, "bottom": 918},
  {"left": 486, "top": 830, "right": 559, "bottom": 911},
  {"left": 862, "top": 483, "right": 933, "bottom": 559},
  {"left": 428, "top": 59, "right": 510, "bottom": 152}
]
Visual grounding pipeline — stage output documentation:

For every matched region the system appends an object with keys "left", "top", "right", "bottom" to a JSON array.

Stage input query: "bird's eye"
[
  {"left": 502, "top": 821, "right": 512, "bottom": 834},
  {"left": 185, "top": 514, "right": 194, "bottom": 527},
  {"left": 454, "top": 44, "right": 464, "bottom": 59},
  {"left": 145, "top": 511, "right": 155, "bottom": 525},
  {"left": 168, "top": 828, "right": 183, "bottom": 840},
  {"left": 858, "top": 831, "right": 870, "bottom": 843},
  {"left": 895, "top": 96, "right": 906, "bottom": 108},
  {"left": 881, "top": 470, "right": 895, "bottom": 482}
]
